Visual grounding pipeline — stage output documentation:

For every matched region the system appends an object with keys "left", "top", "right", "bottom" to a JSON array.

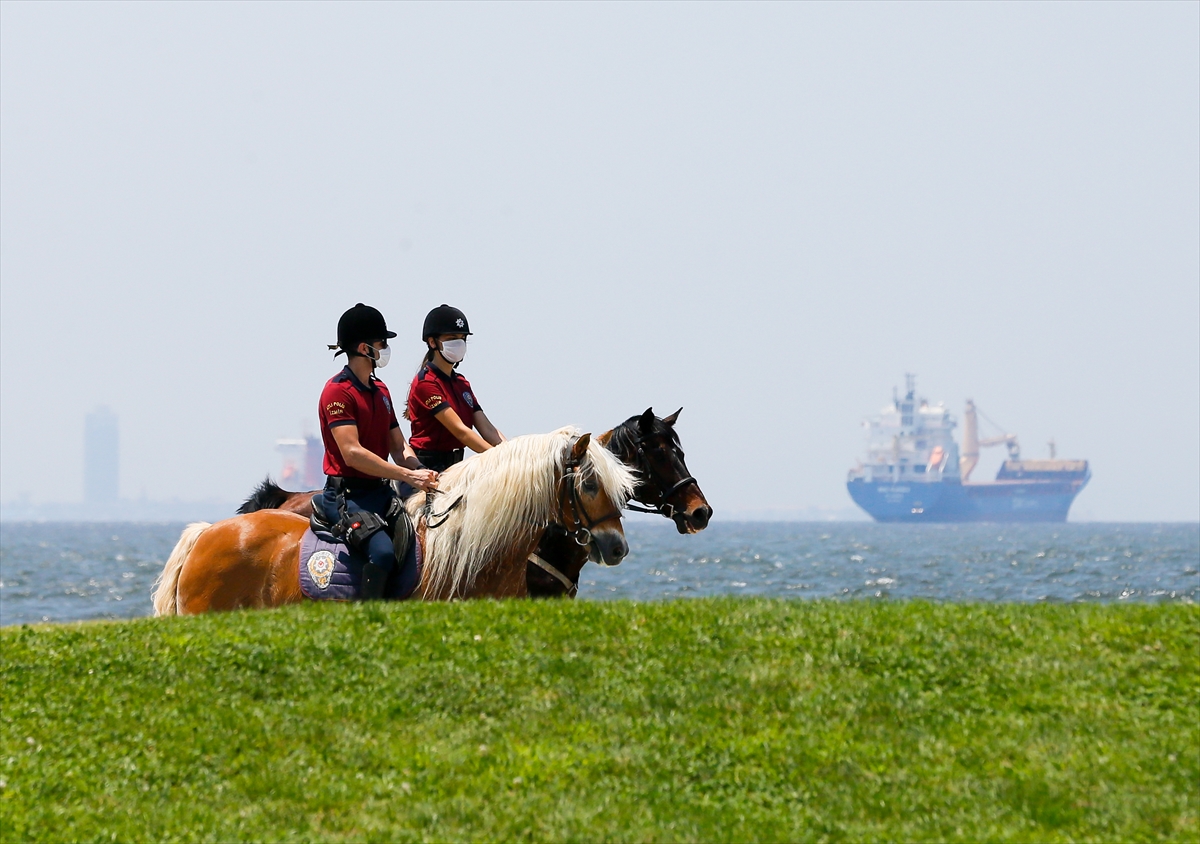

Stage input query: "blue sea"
[{"left": 0, "top": 521, "right": 1196, "bottom": 626}]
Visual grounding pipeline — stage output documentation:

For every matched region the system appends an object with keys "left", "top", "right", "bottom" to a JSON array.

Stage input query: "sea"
[{"left": 0, "top": 521, "right": 1196, "bottom": 626}]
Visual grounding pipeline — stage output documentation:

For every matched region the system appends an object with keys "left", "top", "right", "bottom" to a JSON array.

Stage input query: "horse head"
[
  {"left": 600, "top": 407, "right": 713, "bottom": 534},
  {"left": 559, "top": 433, "right": 632, "bottom": 567}
]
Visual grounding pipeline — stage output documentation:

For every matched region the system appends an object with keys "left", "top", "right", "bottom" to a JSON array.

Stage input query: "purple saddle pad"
[{"left": 298, "top": 527, "right": 421, "bottom": 601}]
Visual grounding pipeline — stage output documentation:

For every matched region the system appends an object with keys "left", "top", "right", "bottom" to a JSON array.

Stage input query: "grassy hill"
[{"left": 2, "top": 598, "right": 1196, "bottom": 841}]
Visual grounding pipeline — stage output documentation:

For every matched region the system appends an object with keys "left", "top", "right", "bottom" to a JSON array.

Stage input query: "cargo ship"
[{"left": 846, "top": 375, "right": 1090, "bottom": 522}]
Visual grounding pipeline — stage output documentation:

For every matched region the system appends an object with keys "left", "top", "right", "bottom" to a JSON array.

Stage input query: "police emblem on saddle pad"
[
  {"left": 306, "top": 550, "right": 336, "bottom": 590},
  {"left": 298, "top": 528, "right": 421, "bottom": 601}
]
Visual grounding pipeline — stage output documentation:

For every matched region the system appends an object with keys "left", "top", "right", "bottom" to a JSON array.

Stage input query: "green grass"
[{"left": 1, "top": 599, "right": 1196, "bottom": 842}]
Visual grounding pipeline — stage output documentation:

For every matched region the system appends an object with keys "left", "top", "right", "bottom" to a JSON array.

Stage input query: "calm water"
[{"left": 1, "top": 521, "right": 1196, "bottom": 626}]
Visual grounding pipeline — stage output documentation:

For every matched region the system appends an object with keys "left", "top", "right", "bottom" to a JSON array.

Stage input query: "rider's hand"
[{"left": 407, "top": 468, "right": 439, "bottom": 491}]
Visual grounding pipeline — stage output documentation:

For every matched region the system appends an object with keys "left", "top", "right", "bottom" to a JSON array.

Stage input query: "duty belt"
[{"left": 326, "top": 475, "right": 388, "bottom": 493}]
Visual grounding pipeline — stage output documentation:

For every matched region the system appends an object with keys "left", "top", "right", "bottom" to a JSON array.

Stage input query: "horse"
[
  {"left": 237, "top": 407, "right": 713, "bottom": 599},
  {"left": 152, "top": 428, "right": 634, "bottom": 614},
  {"left": 526, "top": 407, "right": 712, "bottom": 597}
]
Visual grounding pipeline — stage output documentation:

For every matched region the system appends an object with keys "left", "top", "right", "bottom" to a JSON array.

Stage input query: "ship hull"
[{"left": 846, "top": 478, "right": 1086, "bottom": 523}]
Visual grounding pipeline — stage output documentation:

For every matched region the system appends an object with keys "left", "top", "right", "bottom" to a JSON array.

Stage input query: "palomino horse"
[
  {"left": 153, "top": 429, "right": 634, "bottom": 614},
  {"left": 237, "top": 408, "right": 712, "bottom": 598},
  {"left": 527, "top": 407, "right": 713, "bottom": 597}
]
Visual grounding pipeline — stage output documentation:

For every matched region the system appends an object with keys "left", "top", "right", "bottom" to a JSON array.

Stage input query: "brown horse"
[
  {"left": 238, "top": 408, "right": 712, "bottom": 598},
  {"left": 153, "top": 429, "right": 634, "bottom": 614}
]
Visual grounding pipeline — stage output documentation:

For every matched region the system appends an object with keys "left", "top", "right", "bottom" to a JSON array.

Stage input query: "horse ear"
[
  {"left": 596, "top": 429, "right": 614, "bottom": 447},
  {"left": 639, "top": 408, "right": 655, "bottom": 432},
  {"left": 662, "top": 407, "right": 682, "bottom": 427},
  {"left": 571, "top": 433, "right": 592, "bottom": 462}
]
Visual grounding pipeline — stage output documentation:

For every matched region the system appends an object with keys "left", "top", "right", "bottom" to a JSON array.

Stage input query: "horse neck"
[{"left": 608, "top": 425, "right": 655, "bottom": 503}]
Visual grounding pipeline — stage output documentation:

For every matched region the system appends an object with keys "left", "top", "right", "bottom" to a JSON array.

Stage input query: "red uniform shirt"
[
  {"left": 407, "top": 363, "right": 483, "bottom": 452},
  {"left": 319, "top": 366, "right": 400, "bottom": 478}
]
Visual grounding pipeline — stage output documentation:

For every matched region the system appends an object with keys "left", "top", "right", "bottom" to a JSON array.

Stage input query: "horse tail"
[
  {"left": 237, "top": 477, "right": 290, "bottom": 514},
  {"left": 152, "top": 522, "right": 211, "bottom": 616}
]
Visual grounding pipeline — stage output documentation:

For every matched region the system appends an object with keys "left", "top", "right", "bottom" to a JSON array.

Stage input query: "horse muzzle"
[
  {"left": 588, "top": 528, "right": 628, "bottom": 567},
  {"left": 673, "top": 504, "right": 713, "bottom": 534}
]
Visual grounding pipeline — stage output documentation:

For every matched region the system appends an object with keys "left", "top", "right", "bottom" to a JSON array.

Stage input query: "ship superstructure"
[{"left": 847, "top": 375, "right": 1090, "bottom": 522}]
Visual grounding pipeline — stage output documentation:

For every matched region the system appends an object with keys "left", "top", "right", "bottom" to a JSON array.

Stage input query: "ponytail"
[
  {"left": 414, "top": 348, "right": 435, "bottom": 378},
  {"left": 402, "top": 349, "right": 437, "bottom": 421}
]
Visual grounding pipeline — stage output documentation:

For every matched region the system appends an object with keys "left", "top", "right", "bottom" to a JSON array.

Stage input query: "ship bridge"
[{"left": 848, "top": 374, "right": 960, "bottom": 485}]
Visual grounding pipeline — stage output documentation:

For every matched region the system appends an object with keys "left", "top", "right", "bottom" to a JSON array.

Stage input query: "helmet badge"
[{"left": 455, "top": 318, "right": 464, "bottom": 328}]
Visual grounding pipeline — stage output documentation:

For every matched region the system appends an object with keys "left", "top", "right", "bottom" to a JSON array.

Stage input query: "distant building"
[
  {"left": 276, "top": 435, "right": 323, "bottom": 490},
  {"left": 304, "top": 434, "right": 322, "bottom": 488},
  {"left": 84, "top": 406, "right": 119, "bottom": 503}
]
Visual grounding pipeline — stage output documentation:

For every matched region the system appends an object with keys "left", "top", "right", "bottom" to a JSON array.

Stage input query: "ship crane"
[{"left": 959, "top": 399, "right": 1020, "bottom": 481}]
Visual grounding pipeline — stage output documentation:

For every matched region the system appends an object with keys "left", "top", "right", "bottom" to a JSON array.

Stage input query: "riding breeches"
[{"left": 316, "top": 482, "right": 419, "bottom": 597}]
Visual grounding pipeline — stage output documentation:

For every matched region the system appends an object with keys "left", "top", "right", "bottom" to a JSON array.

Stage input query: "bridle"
[
  {"left": 528, "top": 441, "right": 622, "bottom": 595},
  {"left": 557, "top": 438, "right": 623, "bottom": 547},
  {"left": 620, "top": 428, "right": 698, "bottom": 520}
]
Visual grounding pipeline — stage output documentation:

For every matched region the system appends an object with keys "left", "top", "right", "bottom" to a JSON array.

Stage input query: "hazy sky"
[{"left": 2, "top": 2, "right": 1197, "bottom": 520}]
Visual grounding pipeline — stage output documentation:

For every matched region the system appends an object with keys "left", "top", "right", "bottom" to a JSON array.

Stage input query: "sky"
[{"left": 1, "top": 1, "right": 1197, "bottom": 521}]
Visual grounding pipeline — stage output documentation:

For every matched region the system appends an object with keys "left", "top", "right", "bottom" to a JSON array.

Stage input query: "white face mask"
[
  {"left": 369, "top": 344, "right": 390, "bottom": 368},
  {"left": 439, "top": 339, "right": 467, "bottom": 363}
]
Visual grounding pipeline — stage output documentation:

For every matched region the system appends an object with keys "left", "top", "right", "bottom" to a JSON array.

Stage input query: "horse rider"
[
  {"left": 318, "top": 303, "right": 439, "bottom": 600},
  {"left": 405, "top": 304, "right": 506, "bottom": 473}
]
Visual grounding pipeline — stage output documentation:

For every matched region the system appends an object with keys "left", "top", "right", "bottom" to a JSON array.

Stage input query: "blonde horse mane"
[{"left": 409, "top": 426, "right": 635, "bottom": 598}]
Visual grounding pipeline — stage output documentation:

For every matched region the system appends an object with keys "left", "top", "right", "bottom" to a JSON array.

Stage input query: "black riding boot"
[{"left": 359, "top": 562, "right": 388, "bottom": 601}]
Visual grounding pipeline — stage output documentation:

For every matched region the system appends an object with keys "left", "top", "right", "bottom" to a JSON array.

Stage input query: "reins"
[{"left": 422, "top": 488, "right": 465, "bottom": 529}]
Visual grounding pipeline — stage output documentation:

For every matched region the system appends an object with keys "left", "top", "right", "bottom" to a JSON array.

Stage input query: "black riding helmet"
[
  {"left": 422, "top": 304, "right": 472, "bottom": 340},
  {"left": 332, "top": 303, "right": 396, "bottom": 356}
]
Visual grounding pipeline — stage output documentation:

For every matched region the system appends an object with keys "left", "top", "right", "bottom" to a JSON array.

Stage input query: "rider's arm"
[
  {"left": 432, "top": 407, "right": 493, "bottom": 454},
  {"left": 331, "top": 424, "right": 437, "bottom": 489},
  {"left": 473, "top": 411, "right": 506, "bottom": 446},
  {"left": 389, "top": 426, "right": 424, "bottom": 471}
]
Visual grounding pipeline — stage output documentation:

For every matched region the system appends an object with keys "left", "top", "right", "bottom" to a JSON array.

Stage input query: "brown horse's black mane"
[
  {"left": 237, "top": 477, "right": 292, "bottom": 515},
  {"left": 606, "top": 413, "right": 682, "bottom": 483}
]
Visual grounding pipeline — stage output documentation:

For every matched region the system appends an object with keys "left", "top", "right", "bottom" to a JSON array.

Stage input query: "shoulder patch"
[{"left": 424, "top": 394, "right": 444, "bottom": 409}]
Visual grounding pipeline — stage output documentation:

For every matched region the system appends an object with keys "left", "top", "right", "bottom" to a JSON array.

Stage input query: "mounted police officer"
[
  {"left": 406, "top": 304, "right": 507, "bottom": 473},
  {"left": 318, "top": 303, "right": 439, "bottom": 600}
]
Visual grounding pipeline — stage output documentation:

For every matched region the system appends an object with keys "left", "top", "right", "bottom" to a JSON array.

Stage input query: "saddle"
[{"left": 300, "top": 493, "right": 420, "bottom": 601}]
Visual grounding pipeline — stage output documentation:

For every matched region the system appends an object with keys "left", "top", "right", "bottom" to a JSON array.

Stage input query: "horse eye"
[{"left": 583, "top": 479, "right": 599, "bottom": 493}]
